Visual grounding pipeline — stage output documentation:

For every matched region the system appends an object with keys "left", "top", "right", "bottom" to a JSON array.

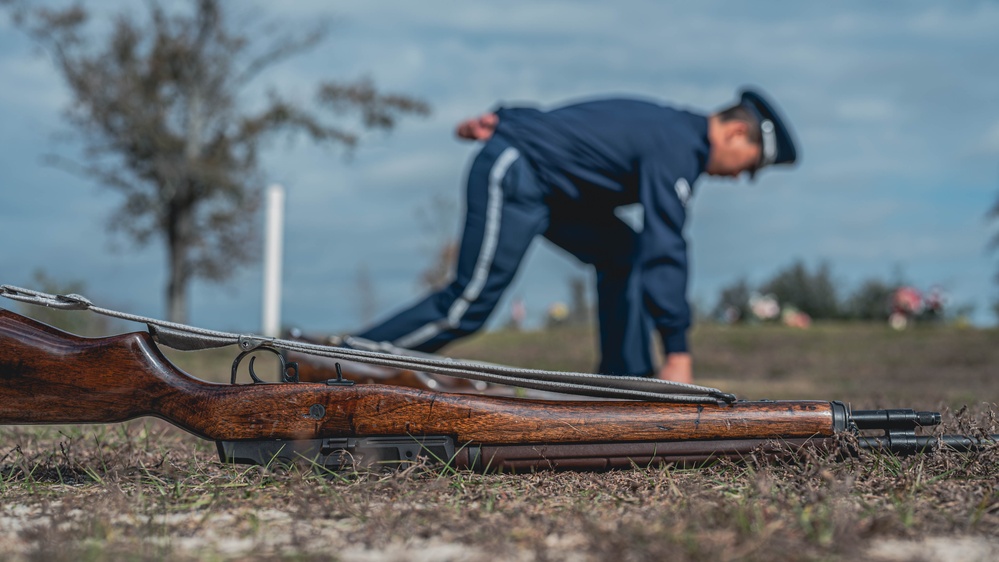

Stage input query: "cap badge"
[{"left": 760, "top": 119, "right": 777, "bottom": 166}]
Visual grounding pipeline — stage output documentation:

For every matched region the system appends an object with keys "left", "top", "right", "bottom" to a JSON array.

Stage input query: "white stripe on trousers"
[{"left": 394, "top": 147, "right": 520, "bottom": 349}]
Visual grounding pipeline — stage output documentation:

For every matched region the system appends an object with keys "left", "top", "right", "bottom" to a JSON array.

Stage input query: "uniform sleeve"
[
  {"left": 494, "top": 107, "right": 544, "bottom": 132},
  {"left": 638, "top": 161, "right": 692, "bottom": 354}
]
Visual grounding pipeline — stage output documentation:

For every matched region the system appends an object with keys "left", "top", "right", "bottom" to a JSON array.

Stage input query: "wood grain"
[{"left": 0, "top": 309, "right": 838, "bottom": 444}]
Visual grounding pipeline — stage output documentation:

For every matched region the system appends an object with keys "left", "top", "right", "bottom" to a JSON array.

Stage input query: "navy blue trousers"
[{"left": 356, "top": 136, "right": 655, "bottom": 376}]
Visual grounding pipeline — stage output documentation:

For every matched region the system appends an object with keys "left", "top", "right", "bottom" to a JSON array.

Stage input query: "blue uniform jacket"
[{"left": 493, "top": 99, "right": 710, "bottom": 353}]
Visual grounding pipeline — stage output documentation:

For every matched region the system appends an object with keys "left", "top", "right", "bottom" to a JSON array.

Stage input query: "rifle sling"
[{"left": 1, "top": 285, "right": 735, "bottom": 404}]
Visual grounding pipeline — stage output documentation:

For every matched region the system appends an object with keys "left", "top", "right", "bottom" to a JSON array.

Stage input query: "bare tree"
[
  {"left": 415, "top": 194, "right": 458, "bottom": 291},
  {"left": 4, "top": 0, "right": 429, "bottom": 322},
  {"left": 418, "top": 241, "right": 459, "bottom": 292}
]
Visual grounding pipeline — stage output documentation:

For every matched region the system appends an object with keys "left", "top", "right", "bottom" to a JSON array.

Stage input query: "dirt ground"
[{"left": 1, "top": 321, "right": 997, "bottom": 561}]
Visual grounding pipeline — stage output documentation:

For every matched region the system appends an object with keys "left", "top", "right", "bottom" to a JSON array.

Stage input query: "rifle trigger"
[
  {"left": 247, "top": 356, "right": 266, "bottom": 384},
  {"left": 230, "top": 345, "right": 297, "bottom": 385}
]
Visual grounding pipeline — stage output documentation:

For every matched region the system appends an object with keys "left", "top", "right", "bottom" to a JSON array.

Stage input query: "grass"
[
  {"left": 449, "top": 321, "right": 999, "bottom": 408},
  {"left": 1, "top": 321, "right": 998, "bottom": 561}
]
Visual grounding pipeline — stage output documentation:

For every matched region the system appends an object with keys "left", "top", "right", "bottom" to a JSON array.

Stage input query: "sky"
[{"left": 2, "top": 1, "right": 999, "bottom": 335}]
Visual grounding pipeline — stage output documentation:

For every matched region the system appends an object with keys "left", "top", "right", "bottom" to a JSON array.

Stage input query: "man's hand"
[
  {"left": 456, "top": 112, "right": 498, "bottom": 141},
  {"left": 656, "top": 353, "right": 692, "bottom": 384}
]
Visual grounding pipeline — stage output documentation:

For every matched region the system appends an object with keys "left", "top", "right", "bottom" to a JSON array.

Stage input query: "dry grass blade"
[{"left": 1, "top": 323, "right": 998, "bottom": 560}]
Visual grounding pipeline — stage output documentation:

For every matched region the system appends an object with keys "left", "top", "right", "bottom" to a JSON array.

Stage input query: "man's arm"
[
  {"left": 637, "top": 161, "right": 696, "bottom": 383},
  {"left": 455, "top": 112, "right": 498, "bottom": 141}
]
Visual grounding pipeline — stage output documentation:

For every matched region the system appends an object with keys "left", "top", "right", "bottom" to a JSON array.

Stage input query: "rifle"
[{"left": 0, "top": 306, "right": 995, "bottom": 472}]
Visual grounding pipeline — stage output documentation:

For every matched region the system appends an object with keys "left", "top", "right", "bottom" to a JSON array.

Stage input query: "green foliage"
[
  {"left": 845, "top": 278, "right": 897, "bottom": 321},
  {"left": 710, "top": 260, "right": 949, "bottom": 323},
  {"left": 711, "top": 277, "right": 752, "bottom": 322},
  {"left": 759, "top": 260, "right": 841, "bottom": 319}
]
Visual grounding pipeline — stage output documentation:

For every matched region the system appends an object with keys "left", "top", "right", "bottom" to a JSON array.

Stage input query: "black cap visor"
[{"left": 739, "top": 88, "right": 798, "bottom": 177}]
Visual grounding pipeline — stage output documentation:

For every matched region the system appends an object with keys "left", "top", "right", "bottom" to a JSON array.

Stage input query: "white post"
[{"left": 262, "top": 184, "right": 285, "bottom": 337}]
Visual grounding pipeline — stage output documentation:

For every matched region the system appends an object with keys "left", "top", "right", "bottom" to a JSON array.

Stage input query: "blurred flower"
[
  {"left": 547, "top": 302, "right": 569, "bottom": 325},
  {"left": 781, "top": 305, "right": 811, "bottom": 329},
  {"left": 749, "top": 293, "right": 780, "bottom": 321}
]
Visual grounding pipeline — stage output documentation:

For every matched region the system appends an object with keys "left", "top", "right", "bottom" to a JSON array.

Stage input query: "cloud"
[{"left": 3, "top": 0, "right": 999, "bottom": 330}]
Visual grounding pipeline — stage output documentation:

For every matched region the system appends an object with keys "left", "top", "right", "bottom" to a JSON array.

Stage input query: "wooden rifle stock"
[{"left": 0, "top": 309, "right": 987, "bottom": 472}]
